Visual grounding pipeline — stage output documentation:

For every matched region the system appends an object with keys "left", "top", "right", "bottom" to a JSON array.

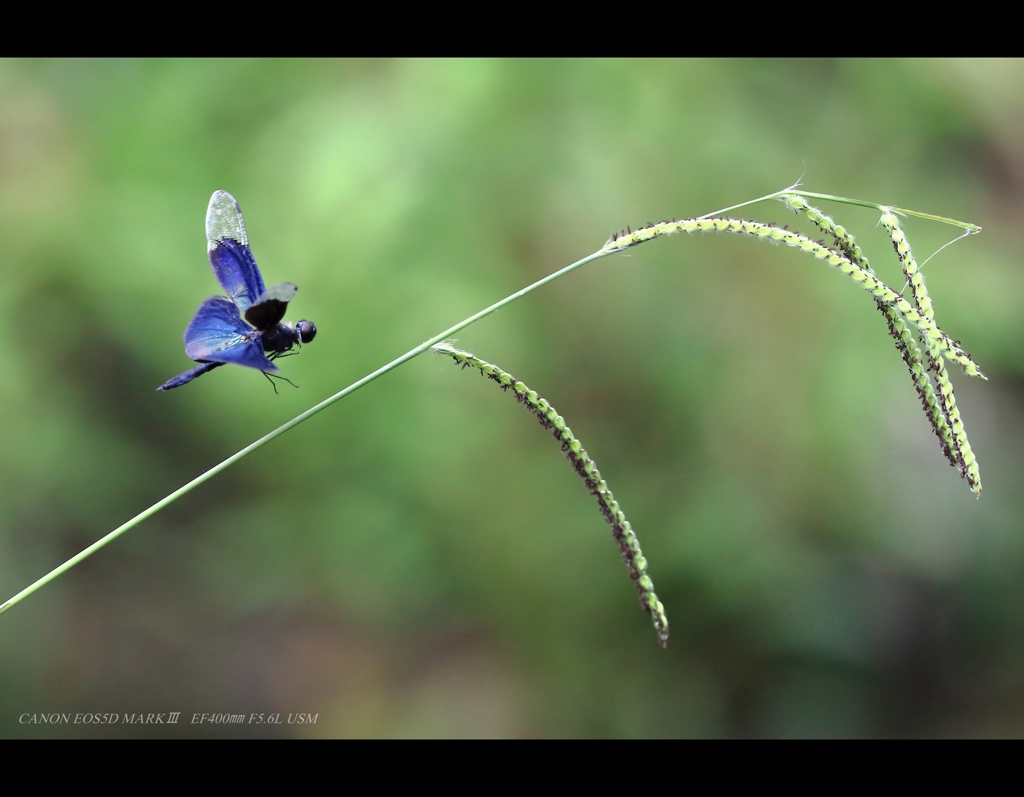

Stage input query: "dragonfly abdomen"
[{"left": 156, "top": 361, "right": 224, "bottom": 391}]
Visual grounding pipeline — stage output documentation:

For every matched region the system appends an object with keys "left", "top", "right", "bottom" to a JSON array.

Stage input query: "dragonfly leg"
[{"left": 262, "top": 371, "right": 299, "bottom": 394}]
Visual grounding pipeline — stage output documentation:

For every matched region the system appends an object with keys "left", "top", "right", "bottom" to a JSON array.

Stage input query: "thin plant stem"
[
  {"left": 784, "top": 190, "right": 982, "bottom": 232},
  {"left": 0, "top": 184, "right": 984, "bottom": 616},
  {"left": 0, "top": 248, "right": 605, "bottom": 615}
]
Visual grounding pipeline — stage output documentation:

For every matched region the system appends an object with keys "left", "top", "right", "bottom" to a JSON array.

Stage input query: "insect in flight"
[{"left": 157, "top": 190, "right": 317, "bottom": 392}]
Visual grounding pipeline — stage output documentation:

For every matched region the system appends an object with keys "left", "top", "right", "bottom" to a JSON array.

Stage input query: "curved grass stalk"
[
  {"left": 712, "top": 183, "right": 982, "bottom": 233},
  {"left": 433, "top": 342, "right": 670, "bottom": 647},
  {"left": 0, "top": 184, "right": 986, "bottom": 620},
  {"left": 603, "top": 217, "right": 984, "bottom": 379},
  {"left": 786, "top": 190, "right": 982, "bottom": 232}
]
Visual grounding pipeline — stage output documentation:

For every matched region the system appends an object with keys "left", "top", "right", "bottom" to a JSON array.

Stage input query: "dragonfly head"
[{"left": 296, "top": 320, "right": 317, "bottom": 344}]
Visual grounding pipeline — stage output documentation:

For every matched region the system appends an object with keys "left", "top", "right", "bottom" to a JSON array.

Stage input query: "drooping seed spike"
[
  {"left": 432, "top": 341, "right": 670, "bottom": 646},
  {"left": 880, "top": 210, "right": 936, "bottom": 323},
  {"left": 782, "top": 196, "right": 980, "bottom": 495}
]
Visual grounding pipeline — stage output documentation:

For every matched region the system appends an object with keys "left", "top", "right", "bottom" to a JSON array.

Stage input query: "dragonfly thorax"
[{"left": 261, "top": 320, "right": 316, "bottom": 356}]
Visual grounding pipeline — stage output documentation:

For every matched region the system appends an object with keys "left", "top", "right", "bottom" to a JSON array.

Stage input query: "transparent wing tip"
[
  {"left": 256, "top": 282, "right": 298, "bottom": 305},
  {"left": 206, "top": 190, "right": 247, "bottom": 250}
]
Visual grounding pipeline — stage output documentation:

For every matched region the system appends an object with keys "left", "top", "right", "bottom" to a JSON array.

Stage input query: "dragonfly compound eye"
[{"left": 297, "top": 320, "right": 317, "bottom": 344}]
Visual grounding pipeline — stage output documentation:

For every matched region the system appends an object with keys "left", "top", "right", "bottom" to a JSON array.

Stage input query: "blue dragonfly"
[{"left": 158, "top": 191, "right": 317, "bottom": 392}]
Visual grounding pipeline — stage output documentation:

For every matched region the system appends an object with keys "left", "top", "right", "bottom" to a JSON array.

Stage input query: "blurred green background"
[{"left": 1, "top": 59, "right": 1022, "bottom": 737}]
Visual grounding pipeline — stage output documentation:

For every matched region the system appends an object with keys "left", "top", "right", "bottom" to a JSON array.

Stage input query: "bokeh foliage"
[{"left": 2, "top": 59, "right": 1024, "bottom": 737}]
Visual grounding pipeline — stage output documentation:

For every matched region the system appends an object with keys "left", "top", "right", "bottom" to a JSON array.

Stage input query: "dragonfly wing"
[
  {"left": 206, "top": 190, "right": 266, "bottom": 311},
  {"left": 184, "top": 296, "right": 278, "bottom": 372},
  {"left": 201, "top": 339, "right": 278, "bottom": 371},
  {"left": 244, "top": 282, "right": 298, "bottom": 330}
]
